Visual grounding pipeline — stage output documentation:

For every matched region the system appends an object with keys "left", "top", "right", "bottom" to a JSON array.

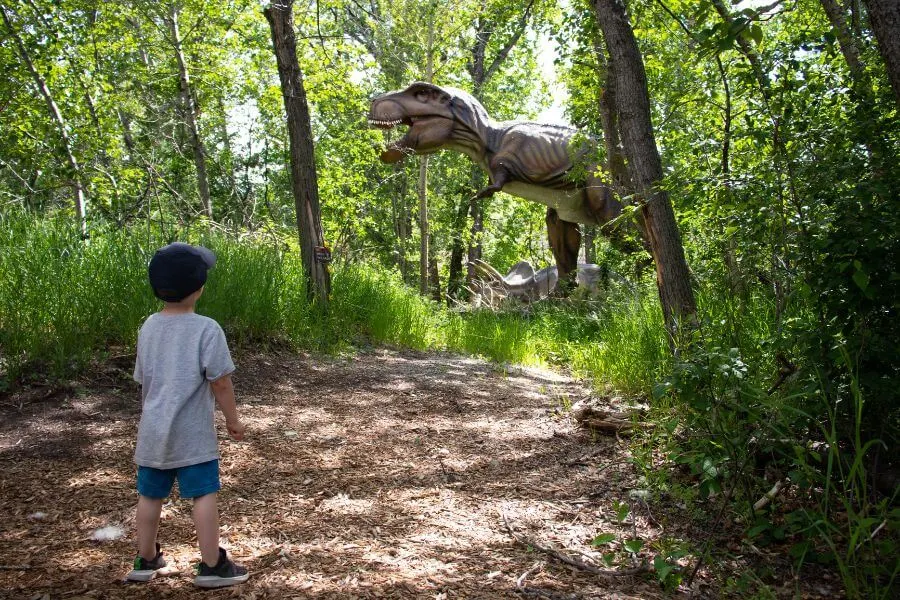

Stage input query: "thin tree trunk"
[
  {"left": 593, "top": 0, "right": 697, "bottom": 335},
  {"left": 216, "top": 93, "right": 241, "bottom": 218},
  {"left": 265, "top": 1, "right": 331, "bottom": 303},
  {"left": 863, "top": 0, "right": 900, "bottom": 106},
  {"left": 456, "top": 4, "right": 535, "bottom": 297},
  {"left": 419, "top": 16, "right": 435, "bottom": 296},
  {"left": 418, "top": 157, "right": 430, "bottom": 295},
  {"left": 428, "top": 232, "right": 441, "bottom": 301},
  {"left": 446, "top": 196, "right": 470, "bottom": 302},
  {"left": 593, "top": 35, "right": 632, "bottom": 195},
  {"left": 2, "top": 5, "right": 86, "bottom": 235},
  {"left": 394, "top": 166, "right": 410, "bottom": 281},
  {"left": 467, "top": 167, "right": 485, "bottom": 286},
  {"left": 820, "top": 0, "right": 868, "bottom": 86},
  {"left": 166, "top": 5, "right": 213, "bottom": 220}
]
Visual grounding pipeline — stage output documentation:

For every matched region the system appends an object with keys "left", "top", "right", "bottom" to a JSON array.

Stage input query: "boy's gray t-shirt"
[{"left": 133, "top": 312, "right": 235, "bottom": 469}]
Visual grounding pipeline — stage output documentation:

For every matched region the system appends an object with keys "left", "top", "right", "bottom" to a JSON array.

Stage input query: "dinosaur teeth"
[{"left": 368, "top": 118, "right": 402, "bottom": 127}]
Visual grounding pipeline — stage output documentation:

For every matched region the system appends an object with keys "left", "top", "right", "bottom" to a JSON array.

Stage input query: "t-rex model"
[{"left": 368, "top": 82, "right": 637, "bottom": 283}]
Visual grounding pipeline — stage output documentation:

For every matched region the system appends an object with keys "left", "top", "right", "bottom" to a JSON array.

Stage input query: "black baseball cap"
[{"left": 148, "top": 242, "right": 217, "bottom": 302}]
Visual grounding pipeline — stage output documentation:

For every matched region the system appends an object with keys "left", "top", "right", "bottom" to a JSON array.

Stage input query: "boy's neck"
[{"left": 160, "top": 300, "right": 197, "bottom": 314}]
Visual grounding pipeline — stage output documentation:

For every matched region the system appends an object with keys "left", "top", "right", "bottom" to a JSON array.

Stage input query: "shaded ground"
[{"left": 0, "top": 348, "right": 841, "bottom": 599}]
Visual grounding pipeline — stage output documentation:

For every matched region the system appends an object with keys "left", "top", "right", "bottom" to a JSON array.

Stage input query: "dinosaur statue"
[
  {"left": 470, "top": 258, "right": 606, "bottom": 306},
  {"left": 368, "top": 82, "right": 639, "bottom": 284}
]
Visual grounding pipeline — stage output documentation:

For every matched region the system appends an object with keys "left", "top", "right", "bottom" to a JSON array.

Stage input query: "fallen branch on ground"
[
  {"left": 0, "top": 565, "right": 31, "bottom": 570},
  {"left": 501, "top": 511, "right": 648, "bottom": 579},
  {"left": 753, "top": 479, "right": 787, "bottom": 511},
  {"left": 570, "top": 401, "right": 646, "bottom": 435}
]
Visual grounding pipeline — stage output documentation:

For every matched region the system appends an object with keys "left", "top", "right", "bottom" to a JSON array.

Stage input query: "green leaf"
[
  {"left": 591, "top": 533, "right": 616, "bottom": 546},
  {"left": 652, "top": 381, "right": 672, "bottom": 400},
  {"left": 749, "top": 24, "right": 763, "bottom": 46},
  {"left": 624, "top": 539, "right": 644, "bottom": 553},
  {"left": 748, "top": 521, "right": 770, "bottom": 538},
  {"left": 852, "top": 268, "right": 869, "bottom": 291},
  {"left": 654, "top": 555, "right": 676, "bottom": 582}
]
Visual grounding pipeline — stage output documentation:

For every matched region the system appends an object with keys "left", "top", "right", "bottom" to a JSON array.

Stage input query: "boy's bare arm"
[{"left": 210, "top": 374, "right": 245, "bottom": 440}]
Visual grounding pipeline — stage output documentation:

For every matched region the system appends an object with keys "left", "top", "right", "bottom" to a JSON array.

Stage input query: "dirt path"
[{"left": 0, "top": 348, "right": 831, "bottom": 599}]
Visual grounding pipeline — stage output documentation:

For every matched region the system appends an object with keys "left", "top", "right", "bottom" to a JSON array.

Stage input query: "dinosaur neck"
[{"left": 446, "top": 114, "right": 503, "bottom": 171}]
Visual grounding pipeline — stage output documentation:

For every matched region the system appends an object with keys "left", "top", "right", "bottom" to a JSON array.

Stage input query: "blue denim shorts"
[{"left": 136, "top": 459, "right": 221, "bottom": 499}]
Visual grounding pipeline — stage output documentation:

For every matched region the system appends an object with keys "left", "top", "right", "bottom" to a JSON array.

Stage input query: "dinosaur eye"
[{"left": 415, "top": 89, "right": 429, "bottom": 102}]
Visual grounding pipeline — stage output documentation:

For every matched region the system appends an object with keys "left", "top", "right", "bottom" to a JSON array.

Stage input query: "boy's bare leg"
[
  {"left": 193, "top": 493, "right": 220, "bottom": 566},
  {"left": 136, "top": 495, "right": 163, "bottom": 560}
]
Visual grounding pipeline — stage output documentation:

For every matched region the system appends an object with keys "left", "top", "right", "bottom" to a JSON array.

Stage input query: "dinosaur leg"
[
  {"left": 545, "top": 208, "right": 580, "bottom": 294},
  {"left": 474, "top": 165, "right": 510, "bottom": 199}
]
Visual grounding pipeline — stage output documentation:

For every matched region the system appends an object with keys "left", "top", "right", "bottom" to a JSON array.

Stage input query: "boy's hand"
[{"left": 226, "top": 420, "right": 246, "bottom": 441}]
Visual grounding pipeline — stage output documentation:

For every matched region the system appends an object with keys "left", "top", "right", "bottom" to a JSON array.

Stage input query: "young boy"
[{"left": 126, "top": 242, "right": 250, "bottom": 588}]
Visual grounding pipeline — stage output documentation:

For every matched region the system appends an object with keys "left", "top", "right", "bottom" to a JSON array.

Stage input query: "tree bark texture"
[
  {"left": 819, "top": 0, "right": 868, "bottom": 86},
  {"left": 418, "top": 156, "right": 430, "bottom": 295},
  {"left": 2, "top": 5, "right": 87, "bottom": 235},
  {"left": 167, "top": 6, "right": 213, "bottom": 220},
  {"left": 446, "top": 195, "right": 470, "bottom": 302},
  {"left": 863, "top": 0, "right": 900, "bottom": 106},
  {"left": 265, "top": 1, "right": 331, "bottom": 303},
  {"left": 419, "top": 18, "right": 435, "bottom": 296},
  {"left": 592, "top": 0, "right": 697, "bottom": 333}
]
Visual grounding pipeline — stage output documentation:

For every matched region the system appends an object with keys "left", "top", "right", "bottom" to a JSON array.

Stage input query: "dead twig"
[
  {"left": 0, "top": 564, "right": 31, "bottom": 570},
  {"left": 753, "top": 478, "right": 787, "bottom": 511},
  {"left": 501, "top": 511, "right": 648, "bottom": 579},
  {"left": 516, "top": 560, "right": 543, "bottom": 588}
]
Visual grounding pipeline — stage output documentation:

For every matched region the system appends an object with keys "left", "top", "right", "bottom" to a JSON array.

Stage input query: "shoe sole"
[
  {"left": 125, "top": 569, "right": 158, "bottom": 582},
  {"left": 194, "top": 573, "right": 250, "bottom": 588}
]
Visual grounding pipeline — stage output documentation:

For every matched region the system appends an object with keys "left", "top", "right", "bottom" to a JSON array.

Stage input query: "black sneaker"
[
  {"left": 126, "top": 543, "right": 166, "bottom": 582},
  {"left": 193, "top": 547, "right": 249, "bottom": 588}
]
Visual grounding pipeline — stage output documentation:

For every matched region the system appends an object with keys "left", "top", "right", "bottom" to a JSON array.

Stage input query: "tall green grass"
[{"left": 0, "top": 212, "right": 673, "bottom": 397}]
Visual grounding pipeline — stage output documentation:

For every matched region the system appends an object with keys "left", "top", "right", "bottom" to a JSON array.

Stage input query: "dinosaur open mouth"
[{"left": 368, "top": 115, "right": 415, "bottom": 163}]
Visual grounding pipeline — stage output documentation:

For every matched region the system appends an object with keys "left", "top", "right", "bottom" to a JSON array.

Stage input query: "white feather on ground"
[{"left": 90, "top": 525, "right": 125, "bottom": 541}]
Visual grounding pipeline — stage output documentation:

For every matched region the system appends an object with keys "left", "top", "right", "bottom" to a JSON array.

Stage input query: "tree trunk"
[
  {"left": 863, "top": 0, "right": 900, "bottom": 106},
  {"left": 2, "top": 5, "right": 87, "bottom": 235},
  {"left": 593, "top": 36, "right": 632, "bottom": 196},
  {"left": 446, "top": 195, "right": 470, "bottom": 302},
  {"left": 428, "top": 232, "right": 441, "bottom": 301},
  {"left": 419, "top": 18, "right": 435, "bottom": 296},
  {"left": 820, "top": 0, "right": 868, "bottom": 86},
  {"left": 592, "top": 0, "right": 697, "bottom": 335},
  {"left": 467, "top": 167, "right": 485, "bottom": 288},
  {"left": 418, "top": 156, "right": 430, "bottom": 295},
  {"left": 455, "top": 3, "right": 535, "bottom": 298},
  {"left": 265, "top": 1, "right": 331, "bottom": 303},
  {"left": 166, "top": 5, "right": 213, "bottom": 220}
]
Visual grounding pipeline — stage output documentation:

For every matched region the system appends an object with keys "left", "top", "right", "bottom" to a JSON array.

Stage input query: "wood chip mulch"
[{"left": 0, "top": 347, "right": 842, "bottom": 599}]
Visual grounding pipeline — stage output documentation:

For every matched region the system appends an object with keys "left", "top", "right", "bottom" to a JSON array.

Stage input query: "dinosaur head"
[{"left": 368, "top": 82, "right": 487, "bottom": 163}]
